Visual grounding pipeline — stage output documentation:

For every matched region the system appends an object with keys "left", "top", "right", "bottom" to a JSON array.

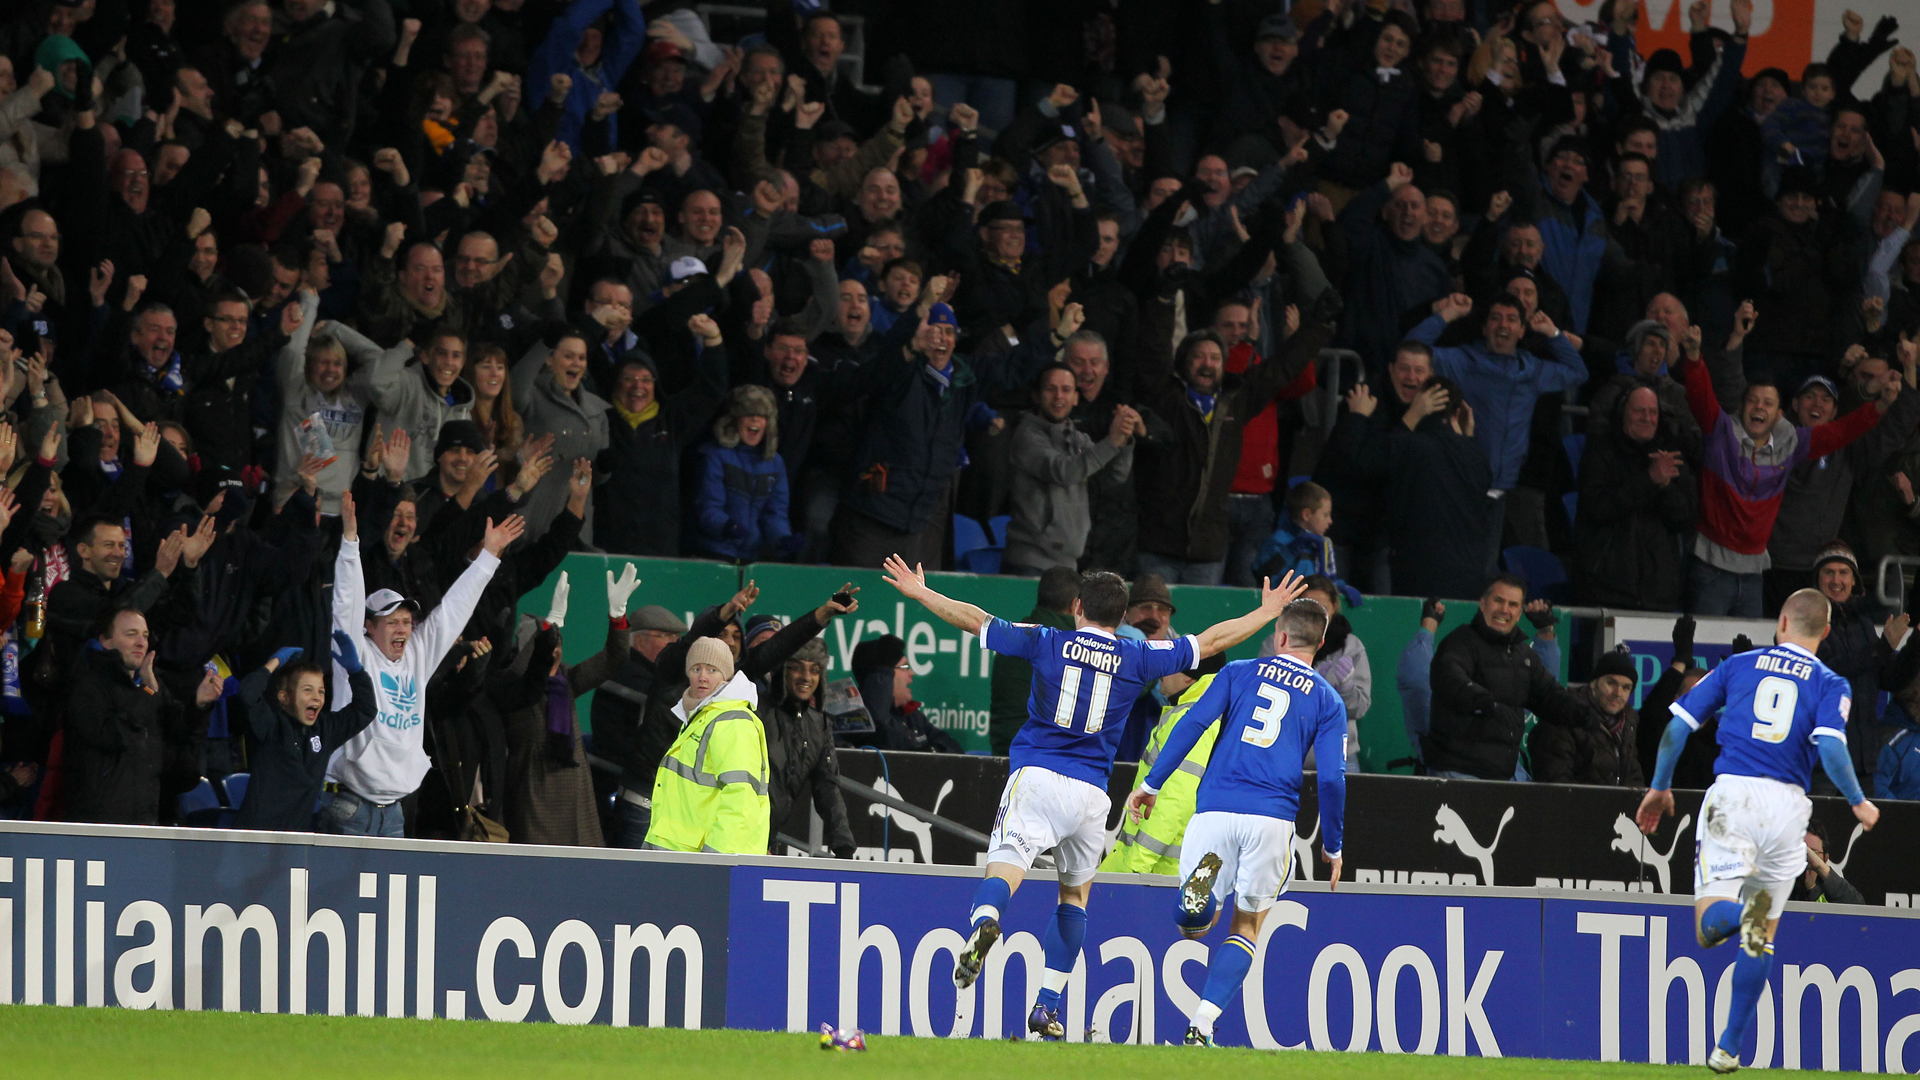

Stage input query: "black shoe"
[{"left": 953, "top": 918, "right": 999, "bottom": 989}]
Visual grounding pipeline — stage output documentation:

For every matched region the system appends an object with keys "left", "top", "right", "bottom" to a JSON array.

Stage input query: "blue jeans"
[
  {"left": 317, "top": 789, "right": 404, "bottom": 838},
  {"left": 1688, "top": 560, "right": 1764, "bottom": 617},
  {"left": 611, "top": 795, "right": 652, "bottom": 850},
  {"left": 1224, "top": 494, "right": 1277, "bottom": 588},
  {"left": 926, "top": 74, "right": 1018, "bottom": 135},
  {"left": 1137, "top": 550, "right": 1225, "bottom": 586}
]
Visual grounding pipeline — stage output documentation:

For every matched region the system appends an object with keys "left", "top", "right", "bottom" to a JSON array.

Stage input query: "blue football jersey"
[
  {"left": 1669, "top": 642, "right": 1850, "bottom": 791},
  {"left": 981, "top": 619, "right": 1198, "bottom": 786},
  {"left": 1144, "top": 655, "right": 1349, "bottom": 854}
]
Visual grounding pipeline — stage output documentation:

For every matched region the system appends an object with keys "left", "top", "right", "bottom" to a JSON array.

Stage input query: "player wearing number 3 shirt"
[
  {"left": 881, "top": 554, "right": 1305, "bottom": 1041},
  {"left": 1637, "top": 589, "right": 1879, "bottom": 1075},
  {"left": 1127, "top": 597, "right": 1348, "bottom": 1046}
]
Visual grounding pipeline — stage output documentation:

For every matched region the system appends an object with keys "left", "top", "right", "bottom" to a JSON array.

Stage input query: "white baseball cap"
[
  {"left": 669, "top": 255, "right": 708, "bottom": 281},
  {"left": 366, "top": 589, "right": 422, "bottom": 618}
]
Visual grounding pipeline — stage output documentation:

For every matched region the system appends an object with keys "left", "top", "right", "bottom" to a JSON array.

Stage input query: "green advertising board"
[{"left": 518, "top": 556, "right": 1570, "bottom": 770}]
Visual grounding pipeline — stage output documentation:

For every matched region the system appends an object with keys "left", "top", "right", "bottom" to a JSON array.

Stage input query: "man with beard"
[
  {"left": 62, "top": 608, "right": 224, "bottom": 824},
  {"left": 1573, "top": 385, "right": 1697, "bottom": 611}
]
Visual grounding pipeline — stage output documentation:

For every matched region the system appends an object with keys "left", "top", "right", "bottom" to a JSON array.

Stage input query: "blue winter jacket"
[
  {"left": 1409, "top": 314, "right": 1587, "bottom": 491},
  {"left": 526, "top": 0, "right": 646, "bottom": 154},
  {"left": 693, "top": 441, "right": 791, "bottom": 561},
  {"left": 1876, "top": 709, "right": 1920, "bottom": 801}
]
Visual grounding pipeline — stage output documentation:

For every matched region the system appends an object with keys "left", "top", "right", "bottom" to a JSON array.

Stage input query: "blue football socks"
[
  {"left": 969, "top": 876, "right": 1012, "bottom": 928},
  {"left": 1036, "top": 903, "right": 1088, "bottom": 1011}
]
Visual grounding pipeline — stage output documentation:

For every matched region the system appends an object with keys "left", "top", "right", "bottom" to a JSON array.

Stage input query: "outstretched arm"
[
  {"left": 882, "top": 554, "right": 989, "bottom": 634},
  {"left": 1193, "top": 572, "right": 1309, "bottom": 658}
]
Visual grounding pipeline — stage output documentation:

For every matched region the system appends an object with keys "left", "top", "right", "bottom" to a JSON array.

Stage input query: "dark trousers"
[{"left": 830, "top": 484, "right": 952, "bottom": 570}]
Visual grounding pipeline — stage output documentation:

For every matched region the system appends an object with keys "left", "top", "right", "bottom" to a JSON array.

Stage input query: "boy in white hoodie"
[{"left": 321, "top": 492, "right": 524, "bottom": 836}]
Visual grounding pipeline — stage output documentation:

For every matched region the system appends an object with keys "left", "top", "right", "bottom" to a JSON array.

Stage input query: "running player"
[
  {"left": 1124, "top": 597, "right": 1348, "bottom": 1046},
  {"left": 881, "top": 555, "right": 1304, "bottom": 1040},
  {"left": 1637, "top": 589, "right": 1879, "bottom": 1075}
]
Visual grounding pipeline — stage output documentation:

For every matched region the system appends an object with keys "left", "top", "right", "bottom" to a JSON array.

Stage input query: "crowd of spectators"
[{"left": 1, "top": 0, "right": 1918, "bottom": 846}]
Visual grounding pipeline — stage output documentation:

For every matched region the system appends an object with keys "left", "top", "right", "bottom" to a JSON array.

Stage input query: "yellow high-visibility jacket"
[
  {"left": 1101, "top": 675, "right": 1219, "bottom": 875},
  {"left": 644, "top": 671, "right": 771, "bottom": 855}
]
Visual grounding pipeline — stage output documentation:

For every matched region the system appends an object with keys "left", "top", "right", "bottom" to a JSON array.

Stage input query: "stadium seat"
[
  {"left": 1562, "top": 434, "right": 1585, "bottom": 477},
  {"left": 953, "top": 514, "right": 991, "bottom": 560},
  {"left": 953, "top": 514, "right": 1006, "bottom": 574},
  {"left": 221, "top": 773, "right": 250, "bottom": 810},
  {"left": 1501, "top": 545, "right": 1572, "bottom": 605},
  {"left": 987, "top": 515, "right": 1011, "bottom": 548},
  {"left": 179, "top": 779, "right": 222, "bottom": 828}
]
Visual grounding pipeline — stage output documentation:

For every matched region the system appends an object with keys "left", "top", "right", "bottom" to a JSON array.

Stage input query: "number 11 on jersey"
[{"left": 1054, "top": 666, "right": 1115, "bottom": 733}]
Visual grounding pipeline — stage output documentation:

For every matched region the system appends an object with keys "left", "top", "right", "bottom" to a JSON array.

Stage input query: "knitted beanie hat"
[{"left": 685, "top": 635, "right": 736, "bottom": 682}]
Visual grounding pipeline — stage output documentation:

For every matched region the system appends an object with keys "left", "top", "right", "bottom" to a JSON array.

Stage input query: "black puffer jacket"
[
  {"left": 1427, "top": 613, "right": 1586, "bottom": 780},
  {"left": 766, "top": 695, "right": 857, "bottom": 857},
  {"left": 1528, "top": 685, "right": 1645, "bottom": 787},
  {"left": 1573, "top": 393, "right": 1696, "bottom": 610}
]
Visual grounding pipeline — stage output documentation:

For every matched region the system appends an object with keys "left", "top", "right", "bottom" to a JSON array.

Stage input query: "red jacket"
[{"left": 1226, "top": 340, "right": 1318, "bottom": 496}]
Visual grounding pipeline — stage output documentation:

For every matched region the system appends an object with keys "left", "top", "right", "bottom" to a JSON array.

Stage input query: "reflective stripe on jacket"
[
  {"left": 644, "top": 676, "right": 771, "bottom": 854},
  {"left": 1102, "top": 675, "right": 1219, "bottom": 875}
]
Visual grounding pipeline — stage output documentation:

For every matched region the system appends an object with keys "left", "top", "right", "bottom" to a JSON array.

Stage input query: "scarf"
[
  {"left": 545, "top": 673, "right": 578, "bottom": 768},
  {"left": 143, "top": 353, "right": 186, "bottom": 396},
  {"left": 29, "top": 509, "right": 71, "bottom": 550},
  {"left": 1186, "top": 387, "right": 1217, "bottom": 423},
  {"left": 614, "top": 400, "right": 660, "bottom": 429}
]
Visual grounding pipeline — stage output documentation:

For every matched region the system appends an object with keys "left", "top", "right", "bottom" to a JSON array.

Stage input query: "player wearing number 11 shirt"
[
  {"left": 881, "top": 554, "right": 1305, "bottom": 1040},
  {"left": 1637, "top": 589, "right": 1879, "bottom": 1075}
]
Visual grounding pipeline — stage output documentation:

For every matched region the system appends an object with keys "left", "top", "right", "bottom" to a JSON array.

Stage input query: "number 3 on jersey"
[
  {"left": 1751, "top": 676, "right": 1796, "bottom": 744},
  {"left": 1242, "top": 684, "right": 1290, "bottom": 747},
  {"left": 1053, "top": 666, "right": 1114, "bottom": 733}
]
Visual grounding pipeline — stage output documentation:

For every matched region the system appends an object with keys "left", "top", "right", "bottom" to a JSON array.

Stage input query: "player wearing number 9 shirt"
[
  {"left": 1636, "top": 589, "right": 1879, "bottom": 1075},
  {"left": 1126, "top": 597, "right": 1348, "bottom": 1046},
  {"left": 882, "top": 554, "right": 1306, "bottom": 1040}
]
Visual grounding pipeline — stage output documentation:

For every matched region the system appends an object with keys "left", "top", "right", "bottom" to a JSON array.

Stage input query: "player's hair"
[
  {"left": 1037, "top": 567, "right": 1082, "bottom": 613},
  {"left": 1781, "top": 588, "right": 1831, "bottom": 637},
  {"left": 1273, "top": 598, "right": 1329, "bottom": 650},
  {"left": 1483, "top": 572, "right": 1528, "bottom": 599},
  {"left": 271, "top": 659, "right": 328, "bottom": 710},
  {"left": 1285, "top": 481, "right": 1330, "bottom": 525},
  {"left": 1078, "top": 571, "right": 1130, "bottom": 627}
]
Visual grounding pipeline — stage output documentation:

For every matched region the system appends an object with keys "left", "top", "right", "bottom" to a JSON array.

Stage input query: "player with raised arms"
[
  {"left": 882, "top": 555, "right": 1305, "bottom": 1040},
  {"left": 1125, "top": 596, "right": 1348, "bottom": 1046},
  {"left": 1637, "top": 588, "right": 1879, "bottom": 1075}
]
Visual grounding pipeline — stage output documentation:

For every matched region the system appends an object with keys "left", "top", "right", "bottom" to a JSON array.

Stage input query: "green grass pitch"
[{"left": 0, "top": 1005, "right": 1710, "bottom": 1078}]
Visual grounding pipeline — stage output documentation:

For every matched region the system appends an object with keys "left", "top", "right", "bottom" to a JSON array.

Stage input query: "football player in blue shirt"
[
  {"left": 883, "top": 554, "right": 1304, "bottom": 1039},
  {"left": 1125, "top": 597, "right": 1348, "bottom": 1046},
  {"left": 1637, "top": 589, "right": 1879, "bottom": 1075}
]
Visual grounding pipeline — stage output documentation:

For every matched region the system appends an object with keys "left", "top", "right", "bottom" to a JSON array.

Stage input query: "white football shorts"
[
  {"left": 1694, "top": 774, "right": 1812, "bottom": 920},
  {"left": 988, "top": 766, "right": 1112, "bottom": 886},
  {"left": 1177, "top": 810, "right": 1297, "bottom": 914}
]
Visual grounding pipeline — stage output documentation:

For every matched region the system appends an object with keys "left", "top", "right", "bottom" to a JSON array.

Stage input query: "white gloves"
[
  {"left": 607, "top": 563, "right": 641, "bottom": 619},
  {"left": 545, "top": 570, "right": 571, "bottom": 628}
]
